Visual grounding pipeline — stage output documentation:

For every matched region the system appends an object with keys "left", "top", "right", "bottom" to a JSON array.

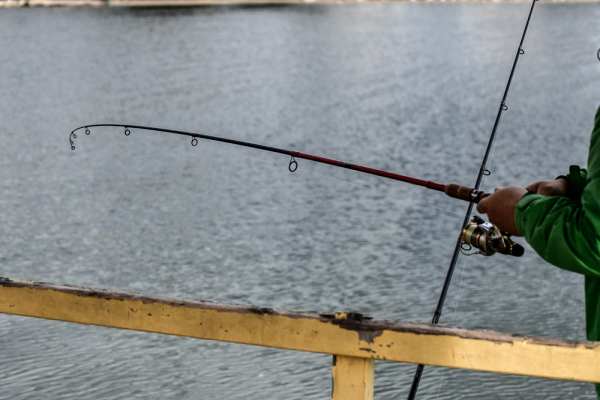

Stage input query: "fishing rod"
[
  {"left": 69, "top": 123, "right": 523, "bottom": 257},
  {"left": 406, "top": 0, "right": 539, "bottom": 398}
]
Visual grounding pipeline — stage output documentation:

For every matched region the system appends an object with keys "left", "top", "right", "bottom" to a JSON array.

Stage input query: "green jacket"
[{"left": 515, "top": 105, "right": 600, "bottom": 397}]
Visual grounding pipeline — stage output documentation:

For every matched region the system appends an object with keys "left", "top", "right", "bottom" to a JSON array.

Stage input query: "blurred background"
[{"left": 1, "top": 3, "right": 599, "bottom": 398}]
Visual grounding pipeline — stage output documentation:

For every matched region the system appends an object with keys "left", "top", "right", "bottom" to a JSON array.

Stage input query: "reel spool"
[{"left": 462, "top": 216, "right": 524, "bottom": 257}]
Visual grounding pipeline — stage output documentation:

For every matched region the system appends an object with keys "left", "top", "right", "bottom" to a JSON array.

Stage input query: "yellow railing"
[{"left": 0, "top": 277, "right": 598, "bottom": 399}]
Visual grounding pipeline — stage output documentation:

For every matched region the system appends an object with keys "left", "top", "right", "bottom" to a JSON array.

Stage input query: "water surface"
[{"left": 1, "top": 3, "right": 599, "bottom": 399}]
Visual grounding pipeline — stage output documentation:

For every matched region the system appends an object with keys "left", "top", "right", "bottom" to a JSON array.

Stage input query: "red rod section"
[{"left": 291, "top": 151, "right": 446, "bottom": 192}]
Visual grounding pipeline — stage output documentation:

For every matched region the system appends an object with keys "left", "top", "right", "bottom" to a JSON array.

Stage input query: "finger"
[
  {"left": 524, "top": 183, "right": 537, "bottom": 192},
  {"left": 537, "top": 186, "right": 553, "bottom": 196},
  {"left": 494, "top": 187, "right": 503, "bottom": 193},
  {"left": 476, "top": 195, "right": 489, "bottom": 213}
]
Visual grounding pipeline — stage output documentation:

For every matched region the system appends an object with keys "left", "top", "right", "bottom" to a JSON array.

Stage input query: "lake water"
[{"left": 1, "top": 3, "right": 600, "bottom": 399}]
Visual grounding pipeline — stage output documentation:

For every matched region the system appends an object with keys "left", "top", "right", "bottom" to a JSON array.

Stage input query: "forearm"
[
  {"left": 477, "top": 174, "right": 574, "bottom": 233},
  {"left": 515, "top": 194, "right": 600, "bottom": 277}
]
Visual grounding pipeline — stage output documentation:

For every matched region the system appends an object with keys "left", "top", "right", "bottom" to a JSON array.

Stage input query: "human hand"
[
  {"left": 476, "top": 185, "right": 527, "bottom": 237},
  {"left": 524, "top": 178, "right": 569, "bottom": 197}
]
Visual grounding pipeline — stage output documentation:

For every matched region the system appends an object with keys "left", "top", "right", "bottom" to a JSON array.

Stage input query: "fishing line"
[
  {"left": 80, "top": 126, "right": 293, "bottom": 187},
  {"left": 435, "top": 127, "right": 504, "bottom": 392},
  {"left": 72, "top": 125, "right": 524, "bottom": 260},
  {"left": 434, "top": 255, "right": 469, "bottom": 399},
  {"left": 71, "top": 124, "right": 499, "bottom": 204},
  {"left": 479, "top": 115, "right": 504, "bottom": 193},
  {"left": 76, "top": 125, "right": 464, "bottom": 217},
  {"left": 434, "top": 127, "right": 501, "bottom": 395},
  {"left": 406, "top": 0, "right": 539, "bottom": 397},
  {"left": 294, "top": 168, "right": 464, "bottom": 217},
  {"left": 181, "top": 133, "right": 473, "bottom": 216},
  {"left": 436, "top": 130, "right": 501, "bottom": 389},
  {"left": 93, "top": 126, "right": 282, "bottom": 168}
]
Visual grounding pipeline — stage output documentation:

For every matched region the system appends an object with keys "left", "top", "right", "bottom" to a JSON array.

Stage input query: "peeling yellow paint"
[
  {"left": 0, "top": 277, "right": 598, "bottom": 385},
  {"left": 332, "top": 356, "right": 374, "bottom": 400}
]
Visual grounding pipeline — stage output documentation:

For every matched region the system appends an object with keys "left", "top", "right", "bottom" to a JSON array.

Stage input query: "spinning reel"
[{"left": 462, "top": 216, "right": 524, "bottom": 257}]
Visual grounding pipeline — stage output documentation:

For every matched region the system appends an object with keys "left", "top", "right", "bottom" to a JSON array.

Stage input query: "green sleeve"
[
  {"left": 560, "top": 165, "right": 587, "bottom": 200},
  {"left": 514, "top": 106, "right": 600, "bottom": 278}
]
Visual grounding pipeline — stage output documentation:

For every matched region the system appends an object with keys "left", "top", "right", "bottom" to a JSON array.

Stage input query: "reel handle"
[
  {"left": 498, "top": 234, "right": 525, "bottom": 257},
  {"left": 444, "top": 184, "right": 489, "bottom": 203}
]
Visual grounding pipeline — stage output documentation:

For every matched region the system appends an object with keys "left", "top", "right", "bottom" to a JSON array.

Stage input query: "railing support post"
[{"left": 331, "top": 355, "right": 374, "bottom": 400}]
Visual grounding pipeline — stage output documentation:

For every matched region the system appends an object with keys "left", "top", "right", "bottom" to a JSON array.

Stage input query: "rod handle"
[{"left": 444, "top": 184, "right": 489, "bottom": 203}]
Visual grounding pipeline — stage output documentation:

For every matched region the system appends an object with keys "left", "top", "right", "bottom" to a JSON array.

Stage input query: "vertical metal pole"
[{"left": 406, "top": 1, "right": 539, "bottom": 398}]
